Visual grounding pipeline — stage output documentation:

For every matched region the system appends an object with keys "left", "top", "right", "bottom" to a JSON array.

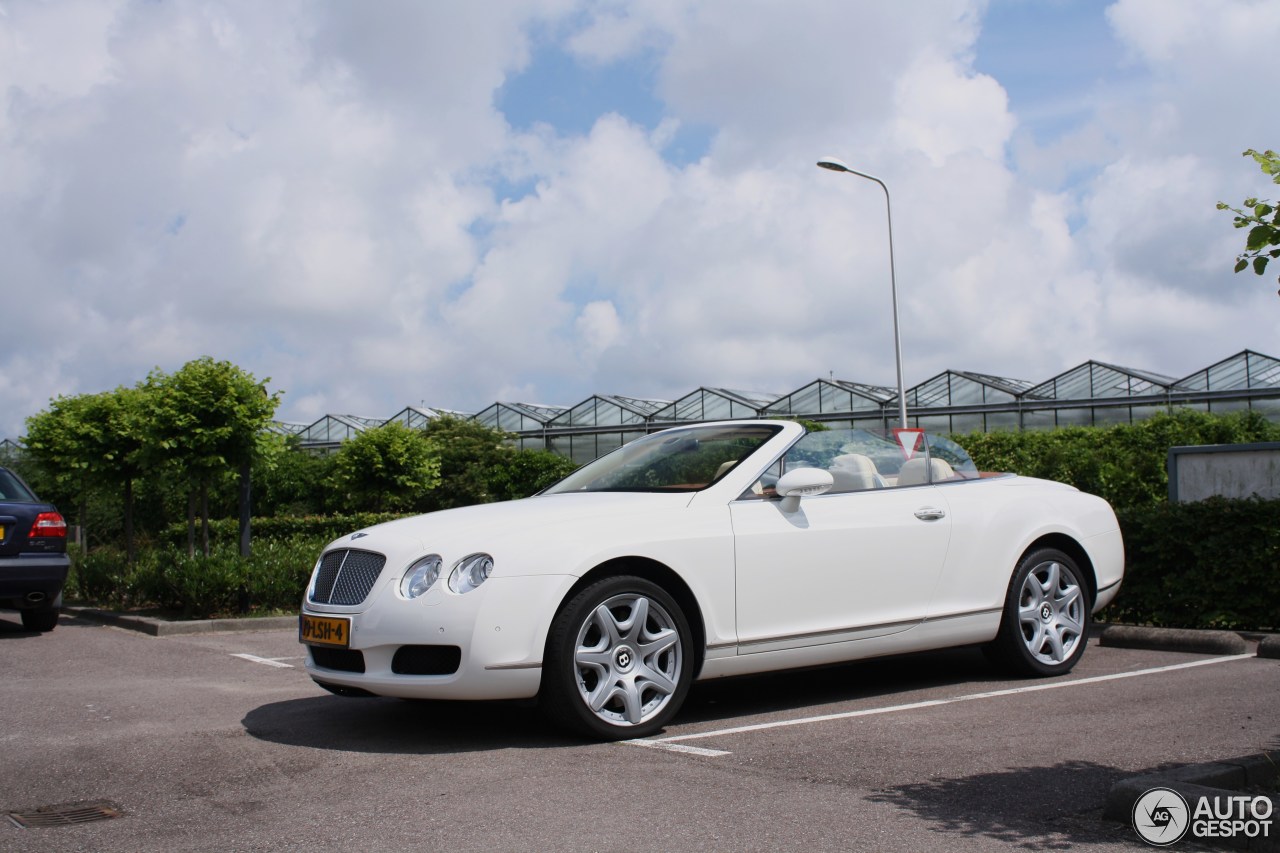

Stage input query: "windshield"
[{"left": 543, "top": 424, "right": 783, "bottom": 494}]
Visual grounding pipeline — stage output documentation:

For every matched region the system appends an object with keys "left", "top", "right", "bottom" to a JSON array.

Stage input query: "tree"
[
  {"left": 1218, "top": 148, "right": 1280, "bottom": 293},
  {"left": 24, "top": 393, "right": 104, "bottom": 541},
  {"left": 23, "top": 388, "right": 148, "bottom": 556},
  {"left": 252, "top": 434, "right": 336, "bottom": 517},
  {"left": 329, "top": 422, "right": 441, "bottom": 512},
  {"left": 419, "top": 416, "right": 515, "bottom": 510},
  {"left": 487, "top": 449, "right": 579, "bottom": 501},
  {"left": 145, "top": 358, "right": 281, "bottom": 556},
  {"left": 96, "top": 386, "right": 148, "bottom": 563}
]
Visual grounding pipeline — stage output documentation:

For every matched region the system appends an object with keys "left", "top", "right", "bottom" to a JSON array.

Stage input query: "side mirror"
[{"left": 775, "top": 467, "right": 833, "bottom": 513}]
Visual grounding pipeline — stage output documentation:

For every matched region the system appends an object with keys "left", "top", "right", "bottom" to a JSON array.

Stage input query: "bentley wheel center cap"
[
  {"left": 1040, "top": 603, "right": 1053, "bottom": 621},
  {"left": 614, "top": 646, "right": 635, "bottom": 671}
]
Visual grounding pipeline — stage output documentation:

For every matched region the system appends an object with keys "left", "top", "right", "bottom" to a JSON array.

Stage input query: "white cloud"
[
  {"left": 1, "top": 0, "right": 1277, "bottom": 441},
  {"left": 575, "top": 300, "right": 623, "bottom": 356},
  {"left": 892, "top": 56, "right": 1014, "bottom": 165}
]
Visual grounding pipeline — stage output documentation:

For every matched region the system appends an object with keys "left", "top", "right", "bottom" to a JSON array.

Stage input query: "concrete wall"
[{"left": 1168, "top": 442, "right": 1280, "bottom": 502}]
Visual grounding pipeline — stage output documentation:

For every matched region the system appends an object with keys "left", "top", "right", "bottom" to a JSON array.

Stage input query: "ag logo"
[{"left": 1133, "top": 787, "right": 1190, "bottom": 846}]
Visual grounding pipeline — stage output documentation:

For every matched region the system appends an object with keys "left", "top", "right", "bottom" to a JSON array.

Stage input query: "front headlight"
[
  {"left": 448, "top": 553, "right": 493, "bottom": 594},
  {"left": 401, "top": 555, "right": 443, "bottom": 599}
]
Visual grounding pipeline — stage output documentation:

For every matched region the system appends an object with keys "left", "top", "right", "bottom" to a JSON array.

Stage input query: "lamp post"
[{"left": 816, "top": 156, "right": 908, "bottom": 430}]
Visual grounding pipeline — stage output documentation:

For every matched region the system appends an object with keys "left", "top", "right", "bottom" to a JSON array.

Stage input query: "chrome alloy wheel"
[
  {"left": 1017, "top": 560, "right": 1085, "bottom": 665},
  {"left": 572, "top": 593, "right": 683, "bottom": 727}
]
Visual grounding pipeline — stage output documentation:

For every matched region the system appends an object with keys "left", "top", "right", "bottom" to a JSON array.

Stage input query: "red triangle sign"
[{"left": 892, "top": 428, "right": 925, "bottom": 460}]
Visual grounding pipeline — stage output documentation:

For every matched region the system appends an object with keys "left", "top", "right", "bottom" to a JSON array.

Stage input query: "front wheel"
[
  {"left": 540, "top": 575, "right": 693, "bottom": 740},
  {"left": 985, "top": 548, "right": 1090, "bottom": 677}
]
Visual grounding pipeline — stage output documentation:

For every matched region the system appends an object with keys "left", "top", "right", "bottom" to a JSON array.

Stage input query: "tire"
[
  {"left": 21, "top": 608, "right": 59, "bottom": 632},
  {"left": 985, "top": 548, "right": 1090, "bottom": 677},
  {"left": 540, "top": 575, "right": 693, "bottom": 740}
]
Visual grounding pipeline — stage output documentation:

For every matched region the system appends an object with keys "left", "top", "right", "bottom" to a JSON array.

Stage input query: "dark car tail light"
[{"left": 30, "top": 512, "right": 67, "bottom": 539}]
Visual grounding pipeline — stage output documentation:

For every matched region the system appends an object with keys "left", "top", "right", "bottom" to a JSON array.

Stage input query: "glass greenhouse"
[{"left": 278, "top": 349, "right": 1280, "bottom": 459}]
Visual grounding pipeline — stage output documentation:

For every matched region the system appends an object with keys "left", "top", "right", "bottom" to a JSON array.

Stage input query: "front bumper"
[{"left": 301, "top": 573, "right": 577, "bottom": 701}]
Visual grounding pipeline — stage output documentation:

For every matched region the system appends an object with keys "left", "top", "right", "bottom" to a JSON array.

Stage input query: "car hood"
[{"left": 325, "top": 491, "right": 708, "bottom": 580}]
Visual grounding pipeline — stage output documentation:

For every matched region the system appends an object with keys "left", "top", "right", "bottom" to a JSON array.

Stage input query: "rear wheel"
[
  {"left": 986, "top": 548, "right": 1089, "bottom": 677},
  {"left": 20, "top": 607, "right": 59, "bottom": 632},
  {"left": 540, "top": 575, "right": 693, "bottom": 740}
]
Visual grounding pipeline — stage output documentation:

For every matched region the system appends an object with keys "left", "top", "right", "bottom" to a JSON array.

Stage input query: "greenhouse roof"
[
  {"left": 764, "top": 378, "right": 897, "bottom": 416},
  {"left": 233, "top": 348, "right": 1280, "bottom": 447},
  {"left": 1177, "top": 349, "right": 1280, "bottom": 392},
  {"left": 295, "top": 414, "right": 380, "bottom": 444},
  {"left": 550, "top": 395, "right": 671, "bottom": 428},
  {"left": 1025, "top": 361, "right": 1183, "bottom": 401},
  {"left": 906, "top": 370, "right": 1033, "bottom": 408},
  {"left": 652, "top": 387, "right": 782, "bottom": 422}
]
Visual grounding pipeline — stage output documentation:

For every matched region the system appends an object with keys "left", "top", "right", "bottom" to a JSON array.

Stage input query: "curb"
[
  {"left": 65, "top": 607, "right": 297, "bottom": 637},
  {"left": 1105, "top": 751, "right": 1280, "bottom": 851},
  {"left": 1098, "top": 624, "right": 1251, "bottom": 656}
]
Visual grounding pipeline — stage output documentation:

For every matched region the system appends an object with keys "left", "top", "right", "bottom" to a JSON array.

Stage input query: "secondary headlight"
[
  {"left": 400, "top": 555, "right": 443, "bottom": 599},
  {"left": 448, "top": 553, "right": 493, "bottom": 594}
]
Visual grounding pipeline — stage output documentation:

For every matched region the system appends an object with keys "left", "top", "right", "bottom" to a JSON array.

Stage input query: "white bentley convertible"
[{"left": 299, "top": 420, "right": 1123, "bottom": 739}]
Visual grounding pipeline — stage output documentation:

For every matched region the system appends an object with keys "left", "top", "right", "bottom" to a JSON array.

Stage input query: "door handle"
[{"left": 914, "top": 507, "right": 946, "bottom": 521}]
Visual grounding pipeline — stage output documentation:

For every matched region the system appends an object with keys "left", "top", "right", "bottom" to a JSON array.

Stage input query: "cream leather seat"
[
  {"left": 712, "top": 459, "right": 738, "bottom": 482},
  {"left": 827, "top": 453, "right": 881, "bottom": 492},
  {"left": 895, "top": 457, "right": 955, "bottom": 486}
]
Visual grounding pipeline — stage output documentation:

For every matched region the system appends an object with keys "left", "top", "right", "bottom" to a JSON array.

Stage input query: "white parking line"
[
  {"left": 628, "top": 741, "right": 733, "bottom": 758},
  {"left": 625, "top": 654, "right": 1255, "bottom": 756},
  {"left": 230, "top": 653, "right": 300, "bottom": 669}
]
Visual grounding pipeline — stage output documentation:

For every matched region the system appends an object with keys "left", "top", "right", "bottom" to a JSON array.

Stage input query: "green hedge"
[
  {"left": 81, "top": 498, "right": 1279, "bottom": 630},
  {"left": 74, "top": 513, "right": 413, "bottom": 618},
  {"left": 1101, "top": 498, "right": 1280, "bottom": 631},
  {"left": 955, "top": 411, "right": 1280, "bottom": 631},
  {"left": 69, "top": 409, "right": 1280, "bottom": 629},
  {"left": 160, "top": 513, "right": 406, "bottom": 550},
  {"left": 957, "top": 409, "right": 1280, "bottom": 510},
  {"left": 69, "top": 533, "right": 332, "bottom": 618}
]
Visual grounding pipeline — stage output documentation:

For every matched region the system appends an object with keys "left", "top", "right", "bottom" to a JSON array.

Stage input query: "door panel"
[{"left": 730, "top": 488, "right": 952, "bottom": 651}]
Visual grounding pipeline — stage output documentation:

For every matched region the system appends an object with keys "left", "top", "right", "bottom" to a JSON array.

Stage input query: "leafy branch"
[{"left": 1217, "top": 148, "right": 1280, "bottom": 292}]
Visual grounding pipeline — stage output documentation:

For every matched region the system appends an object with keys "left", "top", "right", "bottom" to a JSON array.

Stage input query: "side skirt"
[{"left": 697, "top": 609, "right": 1001, "bottom": 681}]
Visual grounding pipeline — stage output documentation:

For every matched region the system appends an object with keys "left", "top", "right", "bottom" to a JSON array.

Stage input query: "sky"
[{"left": 2, "top": 0, "right": 1278, "bottom": 438}]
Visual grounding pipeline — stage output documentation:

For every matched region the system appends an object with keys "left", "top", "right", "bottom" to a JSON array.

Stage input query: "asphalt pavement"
[{"left": 1, "top": 610, "right": 1277, "bottom": 852}]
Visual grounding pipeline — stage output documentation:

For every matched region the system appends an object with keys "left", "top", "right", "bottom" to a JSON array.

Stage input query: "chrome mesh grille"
[{"left": 309, "top": 549, "right": 386, "bottom": 606}]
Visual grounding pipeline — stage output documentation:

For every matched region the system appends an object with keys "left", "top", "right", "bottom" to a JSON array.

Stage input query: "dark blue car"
[{"left": 0, "top": 467, "right": 69, "bottom": 631}]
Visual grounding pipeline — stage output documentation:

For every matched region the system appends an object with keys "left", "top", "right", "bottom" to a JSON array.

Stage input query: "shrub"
[
  {"left": 239, "top": 534, "right": 329, "bottom": 612},
  {"left": 160, "top": 513, "right": 406, "bottom": 550},
  {"left": 71, "top": 546, "right": 132, "bottom": 604},
  {"left": 1101, "top": 498, "right": 1280, "bottom": 631},
  {"left": 156, "top": 549, "right": 247, "bottom": 618},
  {"left": 957, "top": 409, "right": 1280, "bottom": 510},
  {"left": 68, "top": 533, "right": 331, "bottom": 618}
]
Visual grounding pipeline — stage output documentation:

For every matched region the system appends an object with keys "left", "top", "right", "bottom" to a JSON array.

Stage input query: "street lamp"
[{"left": 816, "top": 156, "right": 908, "bottom": 430}]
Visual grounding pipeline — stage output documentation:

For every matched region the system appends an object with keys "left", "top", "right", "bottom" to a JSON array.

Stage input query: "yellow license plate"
[{"left": 299, "top": 614, "right": 351, "bottom": 648}]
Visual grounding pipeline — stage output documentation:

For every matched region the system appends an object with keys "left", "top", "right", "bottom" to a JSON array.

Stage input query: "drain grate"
[{"left": 6, "top": 801, "right": 123, "bottom": 829}]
